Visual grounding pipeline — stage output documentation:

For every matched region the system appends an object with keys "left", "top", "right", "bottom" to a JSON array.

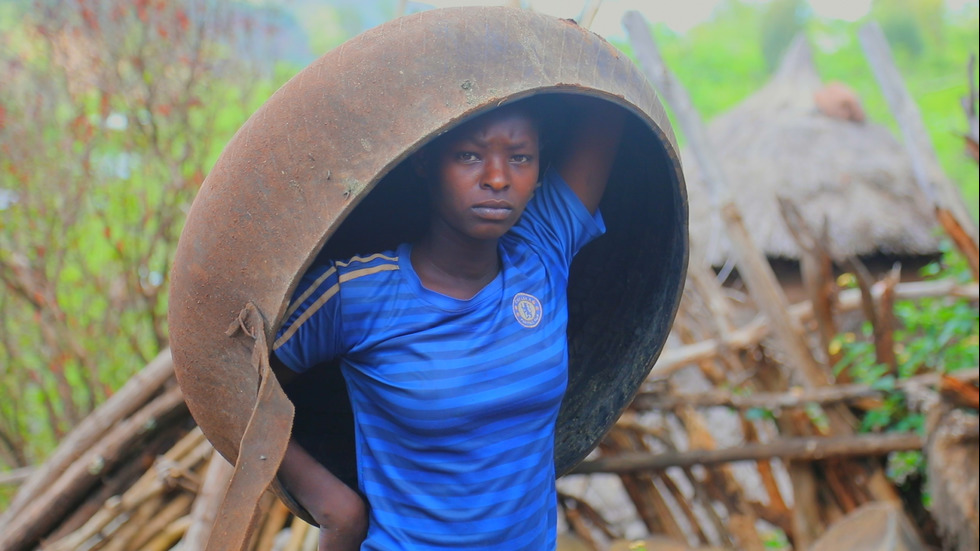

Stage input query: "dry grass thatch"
[{"left": 684, "top": 36, "right": 943, "bottom": 267}]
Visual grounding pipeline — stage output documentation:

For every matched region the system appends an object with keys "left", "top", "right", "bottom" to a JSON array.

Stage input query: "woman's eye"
[
  {"left": 511, "top": 154, "right": 532, "bottom": 164},
  {"left": 456, "top": 152, "right": 479, "bottom": 162}
]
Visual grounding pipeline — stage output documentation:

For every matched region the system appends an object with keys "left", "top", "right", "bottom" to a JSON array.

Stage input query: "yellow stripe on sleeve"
[
  {"left": 274, "top": 282, "right": 340, "bottom": 350},
  {"left": 283, "top": 266, "right": 338, "bottom": 321},
  {"left": 273, "top": 261, "right": 399, "bottom": 351}
]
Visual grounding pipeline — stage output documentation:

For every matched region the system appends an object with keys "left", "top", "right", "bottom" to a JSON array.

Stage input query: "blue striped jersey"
[{"left": 274, "top": 168, "right": 605, "bottom": 550}]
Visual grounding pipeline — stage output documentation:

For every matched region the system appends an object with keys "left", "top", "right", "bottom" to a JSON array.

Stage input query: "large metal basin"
[{"left": 169, "top": 5, "right": 687, "bottom": 515}]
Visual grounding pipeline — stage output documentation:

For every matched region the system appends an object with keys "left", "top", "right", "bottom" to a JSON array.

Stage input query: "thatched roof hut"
[{"left": 683, "top": 36, "right": 943, "bottom": 268}]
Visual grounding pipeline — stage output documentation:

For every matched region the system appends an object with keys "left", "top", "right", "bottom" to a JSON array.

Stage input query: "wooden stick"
[
  {"left": 579, "top": 0, "right": 604, "bottom": 29},
  {"left": 658, "top": 469, "right": 717, "bottom": 546},
  {"left": 183, "top": 452, "right": 234, "bottom": 550},
  {"left": 40, "top": 426, "right": 206, "bottom": 551},
  {"left": 875, "top": 264, "right": 902, "bottom": 371},
  {"left": 633, "top": 369, "right": 979, "bottom": 411},
  {"left": 624, "top": 11, "right": 829, "bottom": 390},
  {"left": 845, "top": 256, "right": 900, "bottom": 374},
  {"left": 936, "top": 207, "right": 980, "bottom": 280},
  {"left": 570, "top": 432, "right": 924, "bottom": 474},
  {"left": 252, "top": 499, "right": 292, "bottom": 551},
  {"left": 562, "top": 502, "right": 601, "bottom": 550},
  {"left": 0, "top": 349, "right": 174, "bottom": 526},
  {"left": 0, "top": 467, "right": 33, "bottom": 487},
  {"left": 859, "top": 22, "right": 979, "bottom": 267},
  {"left": 558, "top": 492, "right": 618, "bottom": 541},
  {"left": 777, "top": 197, "right": 840, "bottom": 367},
  {"left": 165, "top": 426, "right": 208, "bottom": 465},
  {"left": 601, "top": 429, "right": 685, "bottom": 539},
  {"left": 672, "top": 409, "right": 738, "bottom": 546},
  {"left": 143, "top": 514, "right": 193, "bottom": 551},
  {"left": 0, "top": 384, "right": 186, "bottom": 551},
  {"left": 128, "top": 492, "right": 194, "bottom": 550},
  {"left": 282, "top": 516, "right": 310, "bottom": 551},
  {"left": 649, "top": 279, "right": 979, "bottom": 379},
  {"left": 939, "top": 373, "right": 980, "bottom": 409},
  {"left": 301, "top": 518, "right": 320, "bottom": 551},
  {"left": 741, "top": 417, "right": 792, "bottom": 531},
  {"left": 99, "top": 498, "right": 160, "bottom": 551},
  {"left": 43, "top": 477, "right": 169, "bottom": 551},
  {"left": 45, "top": 431, "right": 174, "bottom": 543}
]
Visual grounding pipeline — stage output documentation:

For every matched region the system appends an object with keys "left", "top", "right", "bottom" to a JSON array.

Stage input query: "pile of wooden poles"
[
  {"left": 549, "top": 13, "right": 980, "bottom": 551},
  {"left": 0, "top": 352, "right": 190, "bottom": 551},
  {"left": 0, "top": 277, "right": 975, "bottom": 551},
  {"left": 0, "top": 350, "right": 317, "bottom": 551},
  {"left": 547, "top": 14, "right": 979, "bottom": 551},
  {"left": 558, "top": 270, "right": 978, "bottom": 550},
  {"left": 1, "top": 273, "right": 974, "bottom": 551}
]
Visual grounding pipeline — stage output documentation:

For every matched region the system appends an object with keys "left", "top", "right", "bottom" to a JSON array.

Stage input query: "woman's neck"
[{"left": 411, "top": 233, "right": 500, "bottom": 300}]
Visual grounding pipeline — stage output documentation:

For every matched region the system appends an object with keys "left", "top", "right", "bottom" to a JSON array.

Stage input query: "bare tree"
[{"left": 0, "top": 0, "right": 282, "bottom": 472}]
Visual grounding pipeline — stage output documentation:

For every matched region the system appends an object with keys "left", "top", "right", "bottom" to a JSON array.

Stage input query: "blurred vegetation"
[
  {"left": 621, "top": 0, "right": 979, "bottom": 513},
  {"left": 613, "top": 0, "right": 980, "bottom": 219},
  {"left": 0, "top": 0, "right": 306, "bottom": 504},
  {"left": 832, "top": 241, "right": 978, "bottom": 488},
  {"left": 0, "top": 0, "right": 977, "bottom": 510}
]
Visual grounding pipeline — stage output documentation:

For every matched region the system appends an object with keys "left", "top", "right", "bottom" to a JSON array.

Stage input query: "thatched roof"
[{"left": 683, "top": 36, "right": 943, "bottom": 267}]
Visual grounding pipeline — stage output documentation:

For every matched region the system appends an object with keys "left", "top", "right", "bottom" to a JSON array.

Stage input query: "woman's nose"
[{"left": 481, "top": 157, "right": 509, "bottom": 190}]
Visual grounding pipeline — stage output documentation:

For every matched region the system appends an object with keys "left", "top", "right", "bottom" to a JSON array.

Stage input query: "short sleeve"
[
  {"left": 272, "top": 262, "right": 345, "bottom": 373},
  {"left": 507, "top": 166, "right": 606, "bottom": 272}
]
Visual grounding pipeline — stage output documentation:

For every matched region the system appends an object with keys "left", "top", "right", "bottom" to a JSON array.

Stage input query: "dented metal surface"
[{"left": 169, "top": 5, "right": 688, "bottom": 514}]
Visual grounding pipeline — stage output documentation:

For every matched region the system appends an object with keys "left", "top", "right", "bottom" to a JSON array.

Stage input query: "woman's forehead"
[{"left": 445, "top": 106, "right": 539, "bottom": 144}]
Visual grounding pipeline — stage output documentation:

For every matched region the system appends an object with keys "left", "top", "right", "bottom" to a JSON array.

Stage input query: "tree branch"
[
  {"left": 633, "top": 369, "right": 979, "bottom": 411},
  {"left": 570, "top": 432, "right": 925, "bottom": 474}
]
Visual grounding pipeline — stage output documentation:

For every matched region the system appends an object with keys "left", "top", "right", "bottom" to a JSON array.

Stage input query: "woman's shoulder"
[
  {"left": 333, "top": 249, "right": 401, "bottom": 273},
  {"left": 293, "top": 247, "right": 403, "bottom": 298},
  {"left": 328, "top": 246, "right": 408, "bottom": 298}
]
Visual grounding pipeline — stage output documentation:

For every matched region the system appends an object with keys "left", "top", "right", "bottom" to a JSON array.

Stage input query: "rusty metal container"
[{"left": 169, "top": 5, "right": 687, "bottom": 515}]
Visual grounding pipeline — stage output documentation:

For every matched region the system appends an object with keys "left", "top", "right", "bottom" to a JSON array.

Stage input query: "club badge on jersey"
[{"left": 512, "top": 292, "right": 543, "bottom": 328}]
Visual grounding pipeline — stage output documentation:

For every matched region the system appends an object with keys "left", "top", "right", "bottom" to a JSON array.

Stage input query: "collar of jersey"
[{"left": 397, "top": 242, "right": 503, "bottom": 312}]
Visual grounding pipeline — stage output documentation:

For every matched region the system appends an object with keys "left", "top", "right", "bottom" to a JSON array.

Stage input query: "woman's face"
[{"left": 426, "top": 107, "right": 540, "bottom": 243}]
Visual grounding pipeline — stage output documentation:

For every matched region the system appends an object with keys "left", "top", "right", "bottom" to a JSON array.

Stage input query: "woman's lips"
[{"left": 472, "top": 201, "right": 513, "bottom": 220}]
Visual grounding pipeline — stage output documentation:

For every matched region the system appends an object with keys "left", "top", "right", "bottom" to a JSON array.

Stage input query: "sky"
[{"left": 414, "top": 0, "right": 977, "bottom": 39}]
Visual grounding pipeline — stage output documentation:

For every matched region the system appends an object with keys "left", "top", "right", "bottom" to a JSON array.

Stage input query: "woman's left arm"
[{"left": 555, "top": 97, "right": 627, "bottom": 215}]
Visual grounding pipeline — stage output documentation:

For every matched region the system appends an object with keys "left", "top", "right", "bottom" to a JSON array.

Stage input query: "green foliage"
[
  {"left": 760, "top": 0, "right": 810, "bottom": 70},
  {"left": 872, "top": 0, "right": 929, "bottom": 57},
  {"left": 745, "top": 406, "right": 778, "bottom": 422},
  {"left": 886, "top": 449, "right": 925, "bottom": 483},
  {"left": 650, "top": 1, "right": 773, "bottom": 120},
  {"left": 0, "top": 0, "right": 297, "bottom": 476},
  {"left": 762, "top": 528, "right": 791, "bottom": 550},
  {"left": 872, "top": 0, "right": 949, "bottom": 58},
  {"left": 831, "top": 242, "right": 979, "bottom": 484},
  {"left": 624, "top": 0, "right": 979, "bottom": 221}
]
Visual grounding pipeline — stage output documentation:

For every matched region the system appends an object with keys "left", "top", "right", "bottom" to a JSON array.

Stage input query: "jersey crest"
[{"left": 512, "top": 292, "right": 543, "bottom": 328}]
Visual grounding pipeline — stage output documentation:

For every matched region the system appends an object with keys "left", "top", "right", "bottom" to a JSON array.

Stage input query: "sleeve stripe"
[
  {"left": 338, "top": 263, "right": 399, "bottom": 283},
  {"left": 335, "top": 252, "right": 398, "bottom": 268},
  {"left": 274, "top": 281, "right": 341, "bottom": 350},
  {"left": 274, "top": 263, "right": 400, "bottom": 351},
  {"left": 283, "top": 253, "right": 396, "bottom": 320},
  {"left": 283, "top": 266, "right": 338, "bottom": 320}
]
